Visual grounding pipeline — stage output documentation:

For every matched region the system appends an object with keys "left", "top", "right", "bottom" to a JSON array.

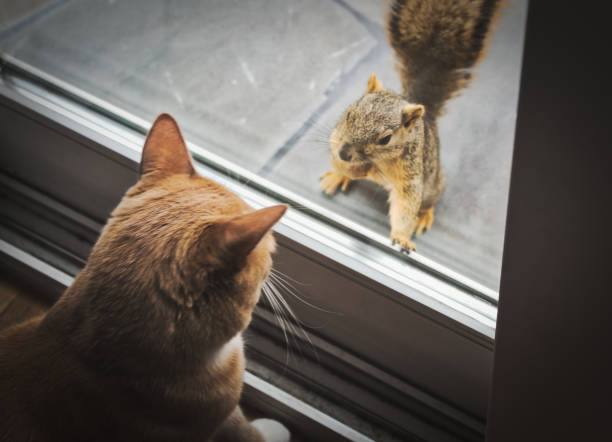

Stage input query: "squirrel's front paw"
[
  {"left": 320, "top": 170, "right": 351, "bottom": 195},
  {"left": 391, "top": 233, "right": 416, "bottom": 253}
]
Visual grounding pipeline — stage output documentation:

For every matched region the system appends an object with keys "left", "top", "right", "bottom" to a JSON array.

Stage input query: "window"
[
  {"left": 0, "top": 1, "right": 529, "bottom": 440},
  {"left": 1, "top": 0, "right": 527, "bottom": 294}
]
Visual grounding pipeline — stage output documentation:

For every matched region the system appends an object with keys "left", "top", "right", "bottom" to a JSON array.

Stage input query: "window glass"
[{"left": 0, "top": 0, "right": 528, "bottom": 293}]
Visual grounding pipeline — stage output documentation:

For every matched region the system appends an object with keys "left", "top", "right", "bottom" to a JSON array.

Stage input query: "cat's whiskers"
[
  {"left": 261, "top": 265, "right": 340, "bottom": 366},
  {"left": 262, "top": 277, "right": 309, "bottom": 362},
  {"left": 266, "top": 279, "right": 311, "bottom": 358},
  {"left": 266, "top": 271, "right": 333, "bottom": 362},
  {"left": 262, "top": 282, "right": 293, "bottom": 366},
  {"left": 270, "top": 270, "right": 339, "bottom": 315},
  {"left": 269, "top": 281, "right": 305, "bottom": 339}
]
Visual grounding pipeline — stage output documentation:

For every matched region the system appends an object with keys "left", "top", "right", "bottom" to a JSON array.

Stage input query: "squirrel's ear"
[
  {"left": 401, "top": 105, "right": 425, "bottom": 131},
  {"left": 366, "top": 74, "right": 383, "bottom": 93}
]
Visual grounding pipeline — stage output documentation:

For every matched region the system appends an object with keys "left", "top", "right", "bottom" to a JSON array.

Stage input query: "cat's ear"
[
  {"left": 366, "top": 73, "right": 383, "bottom": 93},
  {"left": 140, "top": 113, "right": 195, "bottom": 178},
  {"left": 218, "top": 205, "right": 288, "bottom": 260}
]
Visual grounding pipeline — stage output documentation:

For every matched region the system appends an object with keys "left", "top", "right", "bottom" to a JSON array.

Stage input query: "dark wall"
[{"left": 486, "top": 3, "right": 612, "bottom": 441}]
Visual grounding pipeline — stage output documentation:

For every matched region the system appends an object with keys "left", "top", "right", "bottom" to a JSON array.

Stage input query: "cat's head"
[{"left": 84, "top": 114, "right": 286, "bottom": 345}]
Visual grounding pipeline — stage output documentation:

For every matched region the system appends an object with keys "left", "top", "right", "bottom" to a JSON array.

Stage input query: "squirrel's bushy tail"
[{"left": 388, "top": 0, "right": 500, "bottom": 118}]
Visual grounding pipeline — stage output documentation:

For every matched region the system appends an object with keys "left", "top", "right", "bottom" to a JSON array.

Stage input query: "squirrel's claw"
[
  {"left": 320, "top": 170, "right": 351, "bottom": 195},
  {"left": 391, "top": 234, "right": 416, "bottom": 253},
  {"left": 415, "top": 207, "right": 435, "bottom": 235}
]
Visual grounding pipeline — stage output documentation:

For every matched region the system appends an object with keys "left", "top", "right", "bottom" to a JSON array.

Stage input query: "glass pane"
[{"left": 0, "top": 0, "right": 528, "bottom": 293}]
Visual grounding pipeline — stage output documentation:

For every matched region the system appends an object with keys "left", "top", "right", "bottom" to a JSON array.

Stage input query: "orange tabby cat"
[{"left": 0, "top": 114, "right": 290, "bottom": 442}]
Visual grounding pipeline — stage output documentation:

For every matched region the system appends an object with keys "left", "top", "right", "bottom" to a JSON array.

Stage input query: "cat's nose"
[{"left": 339, "top": 144, "right": 352, "bottom": 161}]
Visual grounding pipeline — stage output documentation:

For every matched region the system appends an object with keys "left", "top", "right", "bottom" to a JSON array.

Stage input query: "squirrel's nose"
[{"left": 339, "top": 144, "right": 352, "bottom": 161}]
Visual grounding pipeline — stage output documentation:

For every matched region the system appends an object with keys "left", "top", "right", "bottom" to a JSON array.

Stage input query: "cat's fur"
[{"left": 0, "top": 114, "right": 288, "bottom": 442}]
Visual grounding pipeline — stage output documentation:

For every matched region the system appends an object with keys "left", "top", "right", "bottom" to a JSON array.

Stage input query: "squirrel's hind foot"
[
  {"left": 415, "top": 207, "right": 435, "bottom": 235},
  {"left": 320, "top": 170, "right": 351, "bottom": 195}
]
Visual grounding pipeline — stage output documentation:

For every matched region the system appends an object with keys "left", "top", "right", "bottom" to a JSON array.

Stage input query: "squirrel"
[{"left": 320, "top": 0, "right": 501, "bottom": 252}]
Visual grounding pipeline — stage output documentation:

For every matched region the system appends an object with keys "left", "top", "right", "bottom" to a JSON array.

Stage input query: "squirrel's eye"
[{"left": 378, "top": 134, "right": 392, "bottom": 145}]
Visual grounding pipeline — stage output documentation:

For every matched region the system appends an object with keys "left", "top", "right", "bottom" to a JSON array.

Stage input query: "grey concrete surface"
[
  {"left": 1, "top": 0, "right": 374, "bottom": 170},
  {"left": 0, "top": 0, "right": 528, "bottom": 291},
  {"left": 0, "top": 0, "right": 49, "bottom": 29}
]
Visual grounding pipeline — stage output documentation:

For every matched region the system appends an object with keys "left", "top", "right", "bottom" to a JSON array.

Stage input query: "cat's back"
[
  {"left": 0, "top": 315, "right": 66, "bottom": 441},
  {"left": 0, "top": 315, "right": 246, "bottom": 442},
  {"left": 0, "top": 316, "right": 130, "bottom": 442},
  {"left": 0, "top": 315, "right": 49, "bottom": 409}
]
